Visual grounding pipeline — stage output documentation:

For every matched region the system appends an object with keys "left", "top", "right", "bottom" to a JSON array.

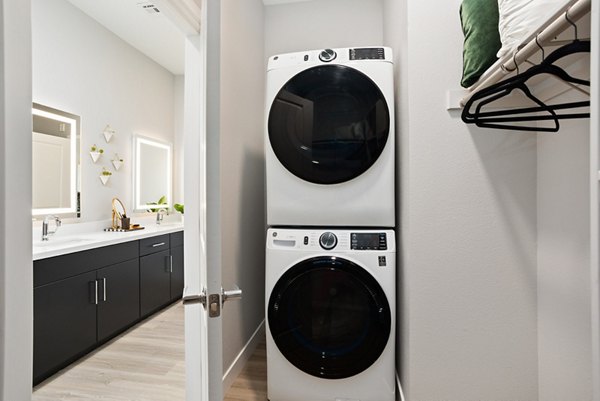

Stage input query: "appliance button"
[
  {"left": 319, "top": 232, "right": 338, "bottom": 250},
  {"left": 303, "top": 236, "right": 309, "bottom": 245},
  {"left": 319, "top": 48, "right": 337, "bottom": 62}
]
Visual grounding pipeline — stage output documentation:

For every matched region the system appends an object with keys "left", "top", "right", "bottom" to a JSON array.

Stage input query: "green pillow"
[{"left": 460, "top": 0, "right": 501, "bottom": 88}]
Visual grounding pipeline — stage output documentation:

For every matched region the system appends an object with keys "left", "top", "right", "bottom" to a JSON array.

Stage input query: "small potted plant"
[
  {"left": 90, "top": 144, "right": 104, "bottom": 163},
  {"left": 111, "top": 153, "right": 124, "bottom": 171},
  {"left": 99, "top": 167, "right": 112, "bottom": 185}
]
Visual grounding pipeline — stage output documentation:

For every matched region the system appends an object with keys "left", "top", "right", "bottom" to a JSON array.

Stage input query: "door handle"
[
  {"left": 170, "top": 255, "right": 173, "bottom": 273},
  {"left": 222, "top": 285, "right": 242, "bottom": 306},
  {"left": 90, "top": 280, "right": 98, "bottom": 305},
  {"left": 183, "top": 287, "right": 207, "bottom": 307},
  {"left": 152, "top": 242, "right": 166, "bottom": 247},
  {"left": 101, "top": 278, "right": 107, "bottom": 302}
]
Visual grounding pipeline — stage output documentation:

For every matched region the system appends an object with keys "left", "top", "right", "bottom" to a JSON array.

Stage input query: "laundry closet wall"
[
  {"left": 219, "top": 0, "right": 267, "bottom": 382},
  {"left": 384, "top": 0, "right": 594, "bottom": 400}
]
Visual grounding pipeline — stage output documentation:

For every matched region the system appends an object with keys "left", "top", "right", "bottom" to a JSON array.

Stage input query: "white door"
[{"left": 181, "top": 1, "right": 239, "bottom": 400}]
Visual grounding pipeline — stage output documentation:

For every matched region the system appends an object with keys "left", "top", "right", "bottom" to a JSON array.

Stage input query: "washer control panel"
[
  {"left": 351, "top": 232, "right": 387, "bottom": 250},
  {"left": 269, "top": 229, "right": 395, "bottom": 252}
]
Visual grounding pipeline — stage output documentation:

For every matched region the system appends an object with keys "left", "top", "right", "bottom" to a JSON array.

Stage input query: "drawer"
[
  {"left": 139, "top": 234, "right": 170, "bottom": 256},
  {"left": 170, "top": 231, "right": 184, "bottom": 247}
]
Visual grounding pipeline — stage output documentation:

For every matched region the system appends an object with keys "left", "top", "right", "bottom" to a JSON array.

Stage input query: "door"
[
  {"left": 268, "top": 64, "right": 390, "bottom": 184},
  {"left": 267, "top": 256, "right": 392, "bottom": 379},
  {"left": 33, "top": 270, "right": 97, "bottom": 384},
  {"left": 97, "top": 259, "right": 140, "bottom": 342},
  {"left": 140, "top": 250, "right": 172, "bottom": 317},
  {"left": 182, "top": 1, "right": 225, "bottom": 400}
]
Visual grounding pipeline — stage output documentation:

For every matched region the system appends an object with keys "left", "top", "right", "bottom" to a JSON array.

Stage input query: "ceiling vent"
[{"left": 137, "top": 1, "right": 161, "bottom": 15}]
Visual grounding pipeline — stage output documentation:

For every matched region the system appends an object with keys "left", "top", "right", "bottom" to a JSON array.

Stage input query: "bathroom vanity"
[{"left": 32, "top": 227, "right": 183, "bottom": 385}]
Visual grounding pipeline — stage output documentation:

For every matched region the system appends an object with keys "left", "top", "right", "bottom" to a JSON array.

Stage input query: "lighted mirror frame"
[
  {"left": 133, "top": 135, "right": 173, "bottom": 212},
  {"left": 32, "top": 103, "right": 80, "bottom": 218}
]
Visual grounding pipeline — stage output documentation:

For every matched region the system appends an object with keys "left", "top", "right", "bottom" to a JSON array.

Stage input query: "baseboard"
[{"left": 222, "top": 320, "right": 265, "bottom": 393}]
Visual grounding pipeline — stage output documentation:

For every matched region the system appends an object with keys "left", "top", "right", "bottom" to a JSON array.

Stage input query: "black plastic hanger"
[{"left": 462, "top": 40, "right": 590, "bottom": 132}]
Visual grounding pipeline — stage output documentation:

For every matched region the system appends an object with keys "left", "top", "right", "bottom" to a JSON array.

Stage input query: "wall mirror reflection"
[
  {"left": 32, "top": 103, "right": 81, "bottom": 218},
  {"left": 133, "top": 135, "right": 172, "bottom": 211}
]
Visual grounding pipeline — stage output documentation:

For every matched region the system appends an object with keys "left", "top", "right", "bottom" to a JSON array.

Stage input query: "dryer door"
[
  {"left": 268, "top": 256, "right": 391, "bottom": 379},
  {"left": 268, "top": 65, "right": 390, "bottom": 184}
]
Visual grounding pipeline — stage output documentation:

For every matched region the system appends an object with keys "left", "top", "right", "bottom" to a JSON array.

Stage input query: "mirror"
[
  {"left": 32, "top": 103, "right": 81, "bottom": 218},
  {"left": 133, "top": 136, "right": 172, "bottom": 211}
]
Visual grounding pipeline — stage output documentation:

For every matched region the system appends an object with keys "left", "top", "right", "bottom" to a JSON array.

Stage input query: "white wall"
[
  {"left": 265, "top": 0, "right": 383, "bottom": 58},
  {"left": 537, "top": 118, "right": 592, "bottom": 401},
  {"left": 384, "top": 0, "right": 539, "bottom": 400},
  {"left": 32, "top": 0, "right": 179, "bottom": 222},
  {"left": 220, "top": 0, "right": 266, "bottom": 376},
  {"left": 0, "top": 0, "right": 34, "bottom": 400},
  {"left": 174, "top": 75, "right": 185, "bottom": 205}
]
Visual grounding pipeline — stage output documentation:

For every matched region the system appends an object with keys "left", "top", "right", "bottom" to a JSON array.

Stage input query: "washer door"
[
  {"left": 268, "top": 65, "right": 390, "bottom": 184},
  {"left": 268, "top": 256, "right": 391, "bottom": 379}
]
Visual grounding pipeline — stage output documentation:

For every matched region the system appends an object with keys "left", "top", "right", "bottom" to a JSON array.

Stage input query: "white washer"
[
  {"left": 266, "top": 228, "right": 395, "bottom": 401},
  {"left": 265, "top": 47, "right": 395, "bottom": 227}
]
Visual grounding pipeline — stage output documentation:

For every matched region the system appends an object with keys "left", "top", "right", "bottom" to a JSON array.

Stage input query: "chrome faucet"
[
  {"left": 156, "top": 208, "right": 169, "bottom": 225},
  {"left": 42, "top": 215, "right": 61, "bottom": 241}
]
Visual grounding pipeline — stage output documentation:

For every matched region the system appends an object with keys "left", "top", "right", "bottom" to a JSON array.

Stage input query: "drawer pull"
[{"left": 152, "top": 242, "right": 166, "bottom": 248}]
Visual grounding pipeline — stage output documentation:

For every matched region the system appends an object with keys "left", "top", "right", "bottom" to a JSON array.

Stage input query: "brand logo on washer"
[{"left": 378, "top": 256, "right": 387, "bottom": 267}]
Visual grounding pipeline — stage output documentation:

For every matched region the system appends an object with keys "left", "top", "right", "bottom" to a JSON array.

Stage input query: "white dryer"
[
  {"left": 265, "top": 47, "right": 395, "bottom": 227},
  {"left": 265, "top": 228, "right": 395, "bottom": 401}
]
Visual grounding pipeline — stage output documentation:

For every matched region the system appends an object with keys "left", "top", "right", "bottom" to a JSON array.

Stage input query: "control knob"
[
  {"left": 319, "top": 232, "right": 338, "bottom": 250},
  {"left": 319, "top": 48, "right": 337, "bottom": 62}
]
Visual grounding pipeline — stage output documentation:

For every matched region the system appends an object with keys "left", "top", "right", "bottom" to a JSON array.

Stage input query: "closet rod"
[{"left": 460, "top": 0, "right": 590, "bottom": 107}]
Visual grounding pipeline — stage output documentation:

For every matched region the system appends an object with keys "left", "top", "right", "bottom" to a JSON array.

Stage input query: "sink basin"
[{"left": 33, "top": 237, "right": 93, "bottom": 247}]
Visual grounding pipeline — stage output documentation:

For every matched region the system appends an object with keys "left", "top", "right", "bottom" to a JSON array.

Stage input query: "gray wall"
[
  {"left": 32, "top": 0, "right": 178, "bottom": 222},
  {"left": 220, "top": 0, "right": 267, "bottom": 373},
  {"left": 537, "top": 118, "right": 592, "bottom": 401},
  {"left": 384, "top": 0, "right": 539, "bottom": 400},
  {"left": 265, "top": 0, "right": 383, "bottom": 59}
]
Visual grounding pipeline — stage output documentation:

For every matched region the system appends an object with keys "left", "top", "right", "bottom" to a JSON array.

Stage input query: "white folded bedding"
[{"left": 497, "top": 0, "right": 573, "bottom": 58}]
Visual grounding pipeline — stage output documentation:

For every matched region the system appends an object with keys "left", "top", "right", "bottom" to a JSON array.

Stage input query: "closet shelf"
[{"left": 458, "top": 0, "right": 590, "bottom": 108}]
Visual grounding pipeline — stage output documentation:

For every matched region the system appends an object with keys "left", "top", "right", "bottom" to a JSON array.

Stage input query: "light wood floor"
[{"left": 33, "top": 301, "right": 267, "bottom": 401}]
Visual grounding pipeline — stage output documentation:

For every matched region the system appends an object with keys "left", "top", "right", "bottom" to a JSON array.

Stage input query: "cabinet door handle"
[
  {"left": 102, "top": 278, "right": 107, "bottom": 302},
  {"left": 170, "top": 255, "right": 173, "bottom": 273},
  {"left": 152, "top": 242, "right": 166, "bottom": 248},
  {"left": 91, "top": 280, "right": 98, "bottom": 305}
]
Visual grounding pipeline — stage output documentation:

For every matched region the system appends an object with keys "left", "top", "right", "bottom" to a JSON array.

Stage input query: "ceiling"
[
  {"left": 68, "top": 0, "right": 186, "bottom": 75},
  {"left": 262, "top": 0, "right": 316, "bottom": 5}
]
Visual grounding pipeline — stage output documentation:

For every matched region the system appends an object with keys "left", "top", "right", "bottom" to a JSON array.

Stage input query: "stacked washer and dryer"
[{"left": 265, "top": 46, "right": 396, "bottom": 401}]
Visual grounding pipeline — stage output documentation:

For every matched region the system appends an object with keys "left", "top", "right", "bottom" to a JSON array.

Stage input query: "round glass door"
[
  {"left": 268, "top": 256, "right": 391, "bottom": 379},
  {"left": 268, "top": 65, "right": 390, "bottom": 184}
]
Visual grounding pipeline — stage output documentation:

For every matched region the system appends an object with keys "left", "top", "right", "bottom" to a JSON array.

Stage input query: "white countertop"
[{"left": 33, "top": 217, "right": 184, "bottom": 261}]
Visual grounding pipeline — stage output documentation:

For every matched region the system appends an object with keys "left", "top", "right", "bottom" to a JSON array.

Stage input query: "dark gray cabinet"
[
  {"left": 140, "top": 250, "right": 171, "bottom": 317},
  {"left": 170, "top": 244, "right": 184, "bottom": 300},
  {"left": 97, "top": 259, "right": 140, "bottom": 342},
  {"left": 33, "top": 271, "right": 97, "bottom": 384},
  {"left": 33, "top": 230, "right": 183, "bottom": 385},
  {"left": 140, "top": 231, "right": 185, "bottom": 316}
]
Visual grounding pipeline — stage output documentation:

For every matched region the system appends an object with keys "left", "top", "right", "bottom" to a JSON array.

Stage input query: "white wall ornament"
[
  {"left": 99, "top": 167, "right": 112, "bottom": 186},
  {"left": 103, "top": 125, "right": 115, "bottom": 143},
  {"left": 111, "top": 153, "right": 124, "bottom": 171}
]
